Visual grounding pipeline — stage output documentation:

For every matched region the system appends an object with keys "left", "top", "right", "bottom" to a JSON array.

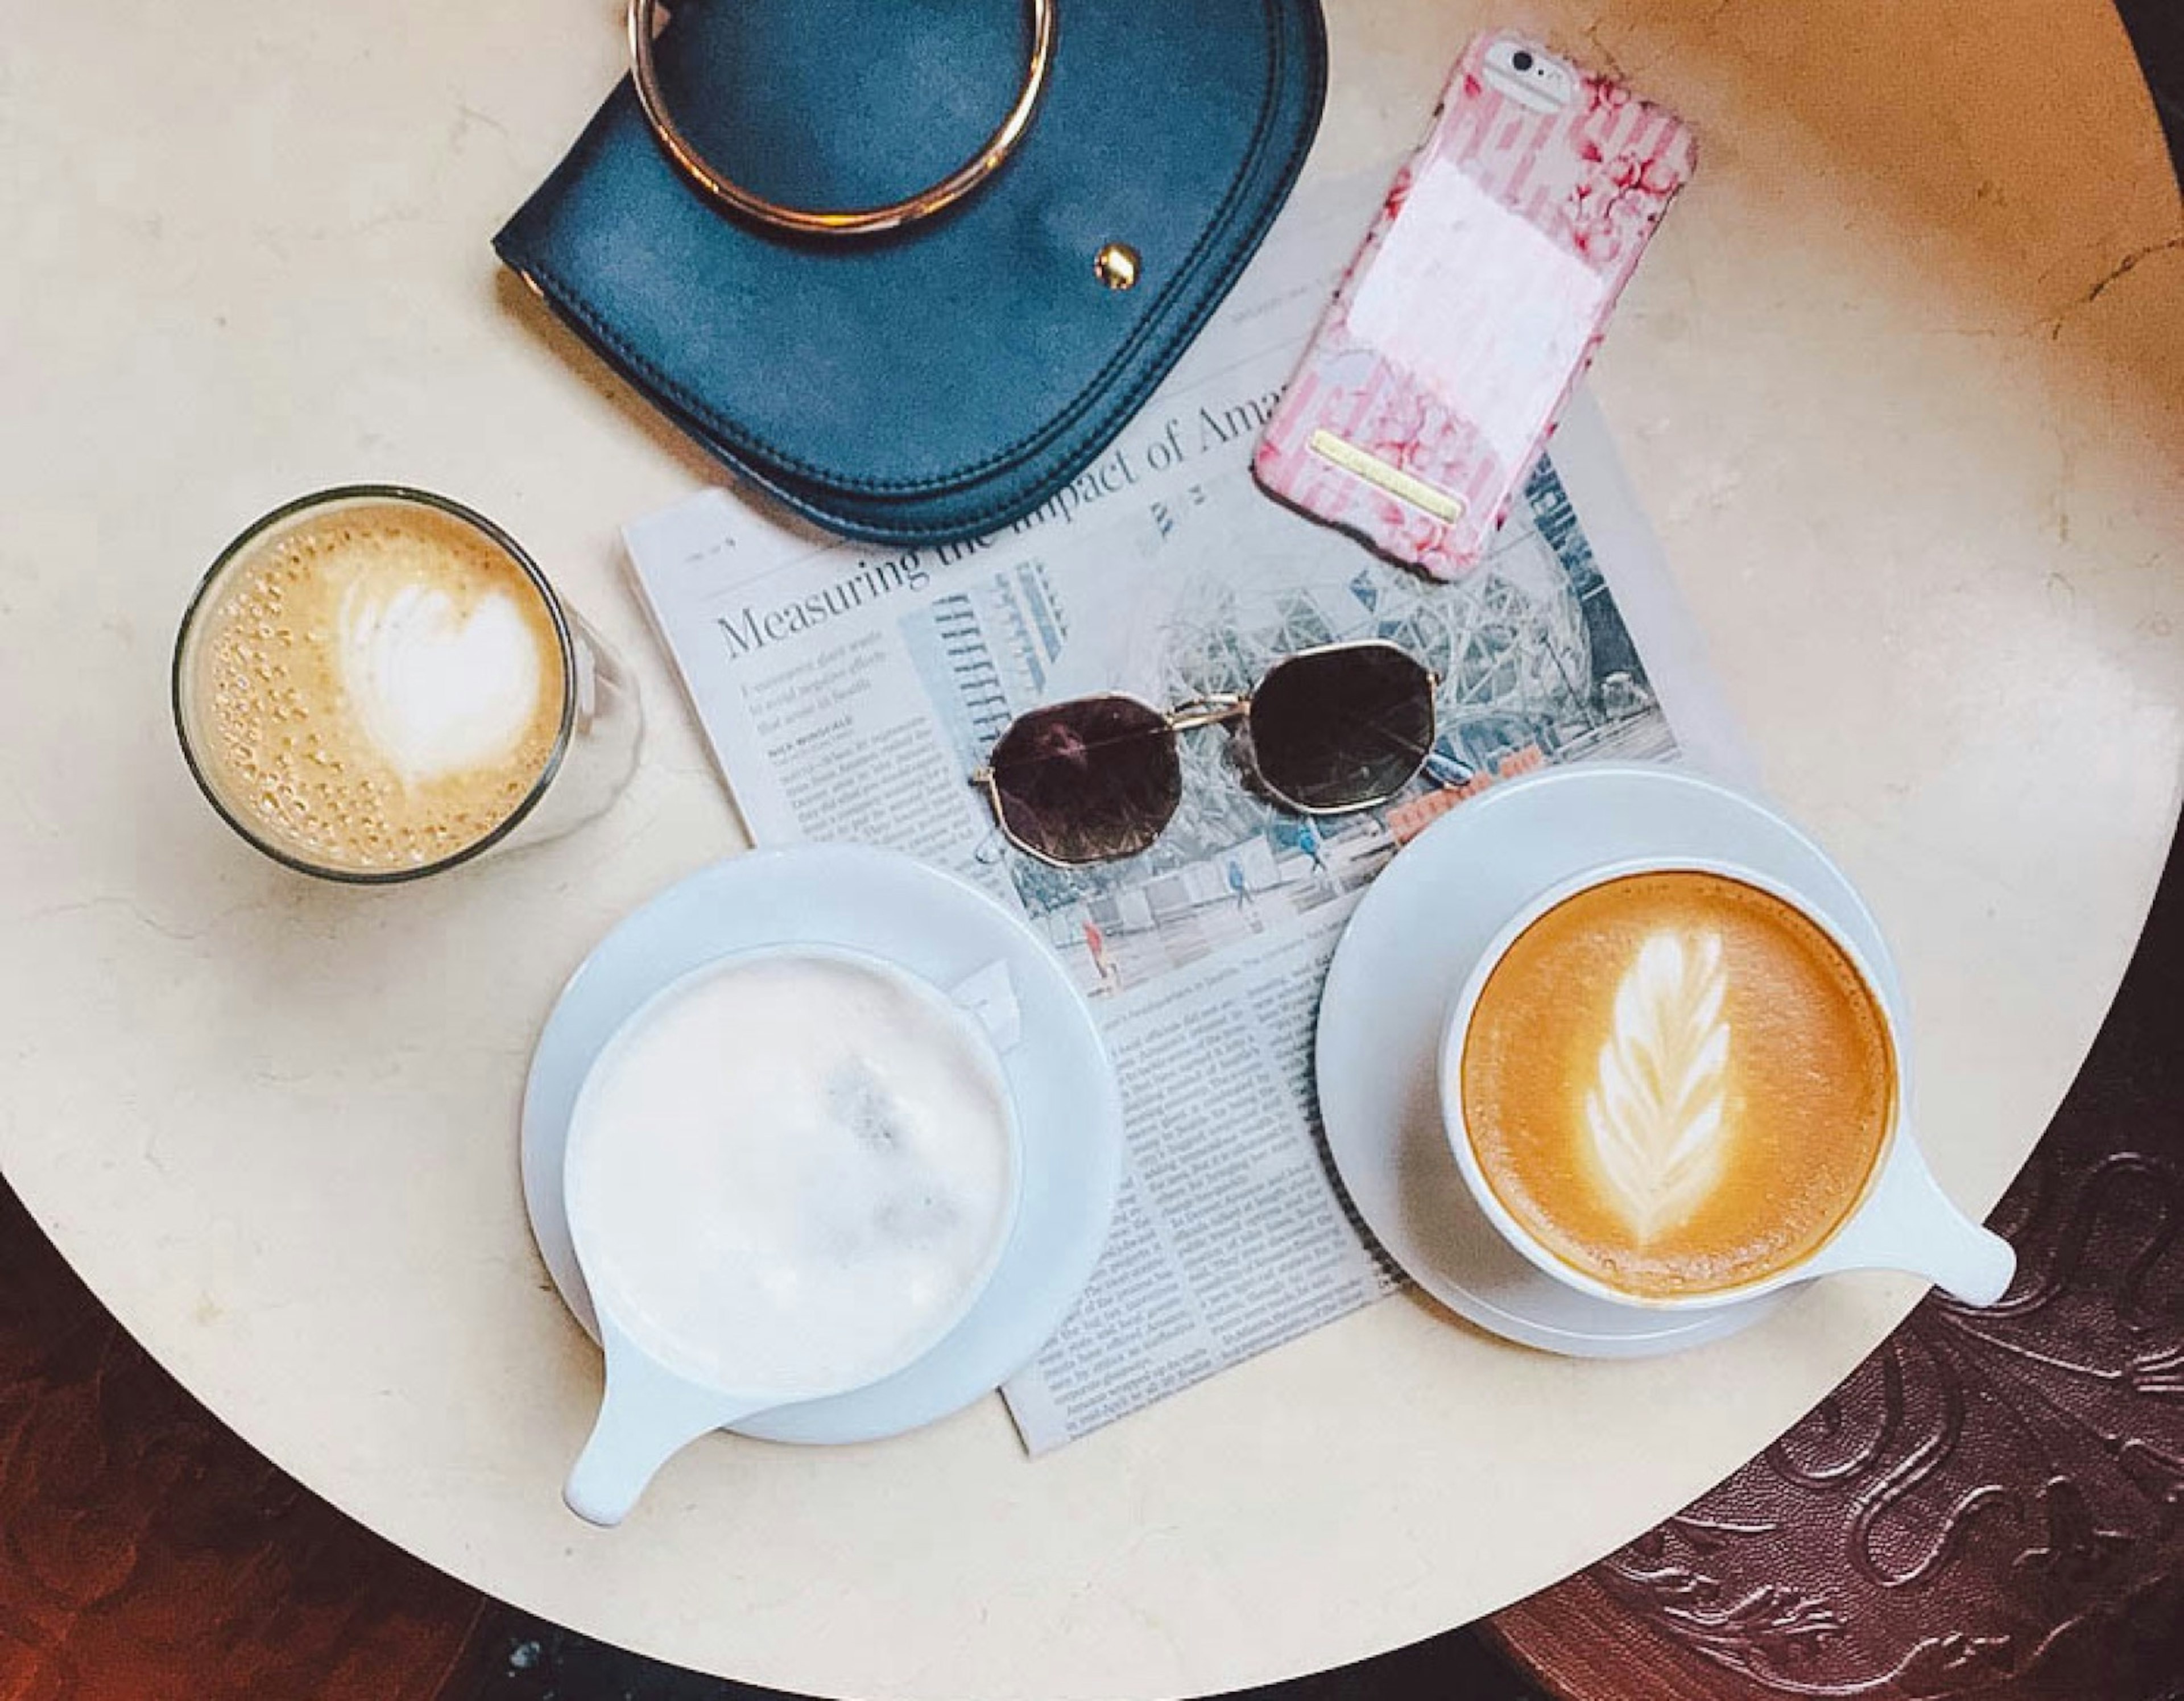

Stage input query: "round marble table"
[{"left": 3, "top": 1, "right": 2179, "bottom": 1697}]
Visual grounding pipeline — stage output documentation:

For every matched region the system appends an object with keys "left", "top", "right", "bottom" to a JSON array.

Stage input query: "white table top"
[{"left": 4, "top": 1, "right": 2181, "bottom": 1696}]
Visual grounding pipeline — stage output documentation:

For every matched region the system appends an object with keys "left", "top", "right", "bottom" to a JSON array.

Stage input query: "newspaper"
[{"left": 622, "top": 175, "right": 1748, "bottom": 1454}]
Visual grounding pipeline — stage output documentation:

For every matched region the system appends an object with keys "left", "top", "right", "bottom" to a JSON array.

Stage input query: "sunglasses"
[{"left": 972, "top": 640, "right": 1440, "bottom": 866}]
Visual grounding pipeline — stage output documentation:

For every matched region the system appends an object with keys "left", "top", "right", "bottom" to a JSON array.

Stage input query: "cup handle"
[
  {"left": 950, "top": 959, "right": 1022, "bottom": 1052},
  {"left": 564, "top": 1322, "right": 768, "bottom": 1527},
  {"left": 1805, "top": 1132, "right": 2017, "bottom": 1307}
]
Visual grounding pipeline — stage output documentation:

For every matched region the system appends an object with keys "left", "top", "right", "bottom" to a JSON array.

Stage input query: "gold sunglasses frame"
[{"left": 971, "top": 639, "right": 1442, "bottom": 868}]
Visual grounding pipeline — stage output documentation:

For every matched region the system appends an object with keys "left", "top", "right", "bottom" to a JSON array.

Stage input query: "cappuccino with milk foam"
[{"left": 179, "top": 498, "right": 568, "bottom": 874}]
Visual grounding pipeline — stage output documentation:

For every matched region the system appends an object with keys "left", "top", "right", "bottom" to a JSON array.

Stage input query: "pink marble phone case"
[{"left": 1254, "top": 35, "right": 1694, "bottom": 578}]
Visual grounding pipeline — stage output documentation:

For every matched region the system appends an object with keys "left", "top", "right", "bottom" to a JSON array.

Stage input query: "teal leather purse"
[{"left": 495, "top": 0, "right": 1326, "bottom": 546}]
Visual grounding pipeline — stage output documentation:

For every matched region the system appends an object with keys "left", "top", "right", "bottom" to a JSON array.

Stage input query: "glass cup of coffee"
[
  {"left": 1438, "top": 857, "right": 2016, "bottom": 1310},
  {"left": 172, "top": 486, "right": 642, "bottom": 882}
]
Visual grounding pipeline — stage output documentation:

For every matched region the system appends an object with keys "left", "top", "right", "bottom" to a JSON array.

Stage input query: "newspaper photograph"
[{"left": 622, "top": 176, "right": 1747, "bottom": 1452}]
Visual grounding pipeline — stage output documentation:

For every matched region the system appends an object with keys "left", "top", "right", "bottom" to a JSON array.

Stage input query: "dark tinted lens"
[
  {"left": 987, "top": 697, "right": 1181, "bottom": 864},
  {"left": 1248, "top": 645, "right": 1435, "bottom": 812}
]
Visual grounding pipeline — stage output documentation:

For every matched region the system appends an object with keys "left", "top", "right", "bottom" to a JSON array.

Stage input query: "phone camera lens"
[{"left": 1512, "top": 49, "right": 1534, "bottom": 72}]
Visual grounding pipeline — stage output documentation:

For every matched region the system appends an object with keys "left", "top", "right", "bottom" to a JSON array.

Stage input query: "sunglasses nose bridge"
[{"left": 1165, "top": 693, "right": 1250, "bottom": 733}]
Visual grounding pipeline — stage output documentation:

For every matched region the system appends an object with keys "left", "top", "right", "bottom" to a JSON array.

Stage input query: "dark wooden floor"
[
  {"left": 0, "top": 1170, "right": 477, "bottom": 1701},
  {"left": 448, "top": 1621, "right": 1550, "bottom": 1701}
]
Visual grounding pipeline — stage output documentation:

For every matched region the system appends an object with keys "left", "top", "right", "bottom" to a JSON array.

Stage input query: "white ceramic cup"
[
  {"left": 1437, "top": 856, "right": 2016, "bottom": 1313},
  {"left": 561, "top": 943, "right": 1023, "bottom": 1526}
]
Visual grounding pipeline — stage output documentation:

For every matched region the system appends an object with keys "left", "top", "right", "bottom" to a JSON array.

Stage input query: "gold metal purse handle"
[{"left": 627, "top": 0, "right": 1057, "bottom": 238}]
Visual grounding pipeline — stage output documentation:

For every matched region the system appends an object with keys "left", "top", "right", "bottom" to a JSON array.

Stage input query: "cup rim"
[
  {"left": 562, "top": 942, "right": 1027, "bottom": 1403},
  {"left": 169, "top": 484, "right": 580, "bottom": 885},
  {"left": 1437, "top": 854, "right": 1904, "bottom": 1312}
]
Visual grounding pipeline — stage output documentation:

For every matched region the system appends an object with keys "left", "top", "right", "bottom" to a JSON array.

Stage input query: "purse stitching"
[{"left": 504, "top": 0, "right": 1317, "bottom": 500}]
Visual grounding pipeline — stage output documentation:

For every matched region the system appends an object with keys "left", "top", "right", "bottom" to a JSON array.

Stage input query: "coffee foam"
[
  {"left": 1461, "top": 871, "right": 1894, "bottom": 1298},
  {"left": 568, "top": 955, "right": 1017, "bottom": 1396},
  {"left": 337, "top": 579, "right": 544, "bottom": 785},
  {"left": 185, "top": 503, "right": 566, "bottom": 873},
  {"left": 1583, "top": 927, "right": 1732, "bottom": 1243}
]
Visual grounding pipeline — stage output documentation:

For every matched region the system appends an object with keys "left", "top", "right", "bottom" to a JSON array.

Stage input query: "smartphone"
[{"left": 1254, "top": 35, "right": 1695, "bottom": 578}]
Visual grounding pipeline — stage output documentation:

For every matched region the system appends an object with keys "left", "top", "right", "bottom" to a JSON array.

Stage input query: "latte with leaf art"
[{"left": 1459, "top": 870, "right": 1895, "bottom": 1299}]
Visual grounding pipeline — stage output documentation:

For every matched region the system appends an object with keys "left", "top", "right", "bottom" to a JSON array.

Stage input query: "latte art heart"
[{"left": 338, "top": 582, "right": 545, "bottom": 784}]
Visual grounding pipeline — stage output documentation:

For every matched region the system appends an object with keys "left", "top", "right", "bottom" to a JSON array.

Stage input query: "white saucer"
[
  {"left": 1316, "top": 762, "right": 1904, "bottom": 1358},
  {"left": 522, "top": 844, "right": 1123, "bottom": 1444}
]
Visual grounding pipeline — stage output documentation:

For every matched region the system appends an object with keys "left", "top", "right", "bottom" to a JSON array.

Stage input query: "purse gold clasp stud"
[{"left": 1094, "top": 242, "right": 1141, "bottom": 290}]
